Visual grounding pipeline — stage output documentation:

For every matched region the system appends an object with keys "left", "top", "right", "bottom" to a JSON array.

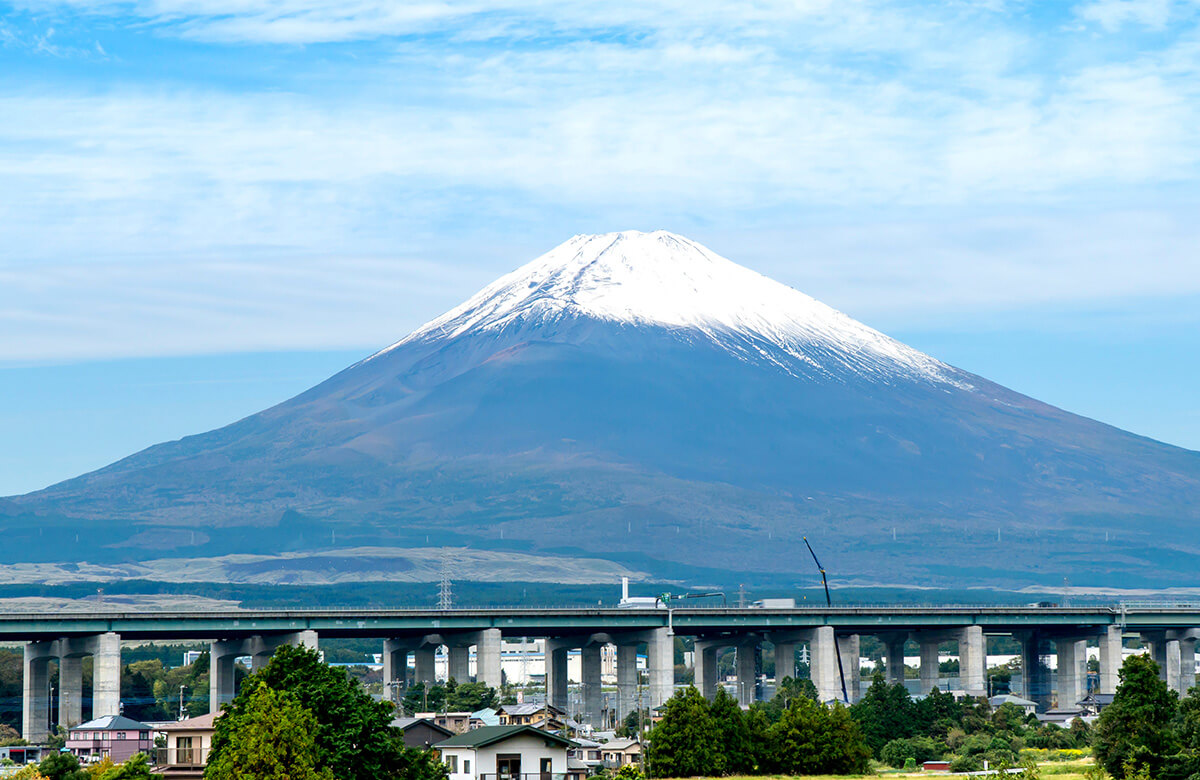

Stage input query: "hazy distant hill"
[{"left": 7, "top": 231, "right": 1199, "bottom": 588}]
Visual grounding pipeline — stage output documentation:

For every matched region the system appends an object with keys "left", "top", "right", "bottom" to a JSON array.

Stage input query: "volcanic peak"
[{"left": 372, "top": 230, "right": 963, "bottom": 385}]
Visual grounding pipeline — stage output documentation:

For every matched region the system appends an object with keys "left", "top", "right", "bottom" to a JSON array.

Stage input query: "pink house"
[{"left": 66, "top": 715, "right": 155, "bottom": 764}]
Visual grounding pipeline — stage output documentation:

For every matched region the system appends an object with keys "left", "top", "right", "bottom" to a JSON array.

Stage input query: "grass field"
[{"left": 697, "top": 759, "right": 1097, "bottom": 780}]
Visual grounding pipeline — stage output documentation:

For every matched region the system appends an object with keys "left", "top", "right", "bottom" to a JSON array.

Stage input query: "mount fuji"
[{"left": 5, "top": 231, "right": 1200, "bottom": 588}]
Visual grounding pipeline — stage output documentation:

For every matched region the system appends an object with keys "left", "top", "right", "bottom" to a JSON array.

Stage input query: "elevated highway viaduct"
[{"left": 3, "top": 604, "right": 1198, "bottom": 741}]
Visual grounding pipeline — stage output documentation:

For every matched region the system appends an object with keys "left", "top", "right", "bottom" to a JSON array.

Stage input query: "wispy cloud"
[{"left": 1, "top": 0, "right": 1200, "bottom": 359}]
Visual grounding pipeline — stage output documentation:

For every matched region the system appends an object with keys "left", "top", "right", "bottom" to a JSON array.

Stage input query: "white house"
[{"left": 435, "top": 725, "right": 575, "bottom": 780}]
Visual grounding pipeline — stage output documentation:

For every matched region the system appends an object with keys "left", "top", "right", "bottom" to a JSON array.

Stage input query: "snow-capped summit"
[{"left": 374, "top": 230, "right": 960, "bottom": 385}]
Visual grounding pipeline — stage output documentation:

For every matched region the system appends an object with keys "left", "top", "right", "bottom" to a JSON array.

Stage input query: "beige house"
[
  {"left": 436, "top": 725, "right": 573, "bottom": 780},
  {"left": 496, "top": 703, "right": 567, "bottom": 731},
  {"left": 151, "top": 712, "right": 218, "bottom": 778},
  {"left": 600, "top": 738, "right": 641, "bottom": 768}
]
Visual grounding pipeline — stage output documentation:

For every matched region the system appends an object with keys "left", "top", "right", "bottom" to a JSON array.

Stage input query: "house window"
[
  {"left": 464, "top": 760, "right": 471, "bottom": 775},
  {"left": 446, "top": 755, "right": 458, "bottom": 773},
  {"left": 116, "top": 732, "right": 126, "bottom": 740},
  {"left": 177, "top": 736, "right": 195, "bottom": 765}
]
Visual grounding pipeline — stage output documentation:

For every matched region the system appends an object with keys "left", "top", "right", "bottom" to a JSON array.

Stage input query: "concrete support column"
[
  {"left": 1018, "top": 630, "right": 1052, "bottom": 712},
  {"left": 1180, "top": 638, "right": 1197, "bottom": 693},
  {"left": 1099, "top": 626, "right": 1123, "bottom": 695},
  {"left": 1056, "top": 639, "right": 1087, "bottom": 709},
  {"left": 477, "top": 629, "right": 503, "bottom": 689},
  {"left": 544, "top": 638, "right": 572, "bottom": 711},
  {"left": 91, "top": 633, "right": 122, "bottom": 719},
  {"left": 775, "top": 643, "right": 796, "bottom": 683},
  {"left": 297, "top": 630, "right": 319, "bottom": 651},
  {"left": 1144, "top": 631, "right": 1168, "bottom": 682},
  {"left": 448, "top": 646, "right": 470, "bottom": 683},
  {"left": 617, "top": 645, "right": 638, "bottom": 721},
  {"left": 209, "top": 644, "right": 237, "bottom": 715},
  {"left": 581, "top": 644, "right": 603, "bottom": 726},
  {"left": 837, "top": 634, "right": 861, "bottom": 702},
  {"left": 693, "top": 640, "right": 719, "bottom": 699},
  {"left": 414, "top": 647, "right": 437, "bottom": 687},
  {"left": 22, "top": 643, "right": 52, "bottom": 743},
  {"left": 884, "top": 634, "right": 907, "bottom": 686},
  {"left": 647, "top": 627, "right": 674, "bottom": 708},
  {"left": 958, "top": 626, "right": 986, "bottom": 697},
  {"left": 919, "top": 636, "right": 940, "bottom": 694},
  {"left": 58, "top": 656, "right": 83, "bottom": 729},
  {"left": 1166, "top": 639, "right": 1183, "bottom": 693},
  {"left": 810, "top": 626, "right": 840, "bottom": 702},
  {"left": 736, "top": 643, "right": 759, "bottom": 706},
  {"left": 382, "top": 639, "right": 410, "bottom": 701}
]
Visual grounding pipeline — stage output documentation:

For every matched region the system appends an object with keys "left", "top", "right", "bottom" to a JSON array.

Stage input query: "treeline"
[
  {"left": 646, "top": 682, "right": 871, "bottom": 777},
  {"left": 1093, "top": 654, "right": 1200, "bottom": 779},
  {"left": 849, "top": 672, "right": 1091, "bottom": 771},
  {"left": 398, "top": 679, "right": 506, "bottom": 715}
]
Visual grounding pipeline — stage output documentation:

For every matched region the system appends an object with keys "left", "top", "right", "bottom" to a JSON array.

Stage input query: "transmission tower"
[{"left": 437, "top": 552, "right": 454, "bottom": 610}]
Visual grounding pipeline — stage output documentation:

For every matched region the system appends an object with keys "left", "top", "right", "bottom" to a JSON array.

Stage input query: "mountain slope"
[{"left": 7, "top": 231, "right": 1200, "bottom": 587}]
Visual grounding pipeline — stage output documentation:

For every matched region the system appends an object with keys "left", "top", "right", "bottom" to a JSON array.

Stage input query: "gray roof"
[
  {"left": 499, "top": 702, "right": 564, "bottom": 716},
  {"left": 390, "top": 717, "right": 454, "bottom": 737},
  {"left": 990, "top": 695, "right": 1038, "bottom": 707},
  {"left": 435, "top": 725, "right": 573, "bottom": 750},
  {"left": 602, "top": 739, "right": 641, "bottom": 751},
  {"left": 70, "top": 715, "right": 153, "bottom": 732}
]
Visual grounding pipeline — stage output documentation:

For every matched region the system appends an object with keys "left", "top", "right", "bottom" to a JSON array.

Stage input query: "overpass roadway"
[{"left": 5, "top": 604, "right": 1198, "bottom": 742}]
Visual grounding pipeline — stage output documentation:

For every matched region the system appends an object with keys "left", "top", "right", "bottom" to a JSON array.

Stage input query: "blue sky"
[{"left": 2, "top": 0, "right": 1199, "bottom": 495}]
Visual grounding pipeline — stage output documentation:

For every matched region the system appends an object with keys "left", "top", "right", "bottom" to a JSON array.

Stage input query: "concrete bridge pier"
[
  {"left": 647, "top": 627, "right": 674, "bottom": 708},
  {"left": 1055, "top": 638, "right": 1088, "bottom": 708},
  {"left": 1099, "top": 625, "right": 1124, "bottom": 695},
  {"left": 616, "top": 644, "right": 638, "bottom": 722},
  {"left": 736, "top": 641, "right": 761, "bottom": 706},
  {"left": 773, "top": 641, "right": 796, "bottom": 682},
  {"left": 543, "top": 637, "right": 572, "bottom": 712},
  {"left": 837, "top": 633, "right": 861, "bottom": 702},
  {"left": 23, "top": 632, "right": 122, "bottom": 742},
  {"left": 877, "top": 632, "right": 908, "bottom": 686},
  {"left": 693, "top": 639, "right": 721, "bottom": 699},
  {"left": 580, "top": 643, "right": 603, "bottom": 727},
  {"left": 1179, "top": 630, "right": 1199, "bottom": 692},
  {"left": 382, "top": 638, "right": 413, "bottom": 700},
  {"left": 210, "top": 631, "right": 317, "bottom": 714},
  {"left": 1016, "top": 630, "right": 1053, "bottom": 711},
  {"left": 918, "top": 635, "right": 940, "bottom": 694}
]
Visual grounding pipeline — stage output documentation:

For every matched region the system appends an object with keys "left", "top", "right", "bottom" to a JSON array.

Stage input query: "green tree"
[
  {"left": 97, "top": 754, "right": 153, "bottom": 780},
  {"left": 766, "top": 697, "right": 871, "bottom": 775},
  {"left": 209, "top": 645, "right": 446, "bottom": 780},
  {"left": 710, "top": 687, "right": 753, "bottom": 774},
  {"left": 1179, "top": 683, "right": 1200, "bottom": 750},
  {"left": 645, "top": 687, "right": 724, "bottom": 778},
  {"left": 36, "top": 752, "right": 89, "bottom": 780},
  {"left": 446, "top": 682, "right": 497, "bottom": 712},
  {"left": 401, "top": 682, "right": 447, "bottom": 715},
  {"left": 206, "top": 682, "right": 333, "bottom": 780},
  {"left": 1094, "top": 653, "right": 1180, "bottom": 778},
  {"left": 850, "top": 671, "right": 916, "bottom": 756}
]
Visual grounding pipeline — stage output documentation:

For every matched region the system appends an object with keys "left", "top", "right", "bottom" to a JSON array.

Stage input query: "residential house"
[
  {"left": 471, "top": 708, "right": 501, "bottom": 729},
  {"left": 496, "top": 703, "right": 567, "bottom": 732},
  {"left": 66, "top": 715, "right": 155, "bottom": 764},
  {"left": 435, "top": 725, "right": 572, "bottom": 780},
  {"left": 1078, "top": 693, "right": 1116, "bottom": 716},
  {"left": 151, "top": 712, "right": 218, "bottom": 779},
  {"left": 989, "top": 694, "right": 1038, "bottom": 716},
  {"left": 567, "top": 737, "right": 603, "bottom": 772},
  {"left": 392, "top": 717, "right": 455, "bottom": 749},
  {"left": 600, "top": 738, "right": 641, "bottom": 769},
  {"left": 417, "top": 711, "right": 474, "bottom": 734}
]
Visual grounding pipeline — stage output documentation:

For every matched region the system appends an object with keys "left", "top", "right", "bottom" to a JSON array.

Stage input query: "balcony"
[
  {"left": 479, "top": 773, "right": 567, "bottom": 780},
  {"left": 153, "top": 746, "right": 211, "bottom": 768}
]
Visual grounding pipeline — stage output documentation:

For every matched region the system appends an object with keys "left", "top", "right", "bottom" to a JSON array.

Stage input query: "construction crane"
[
  {"left": 656, "top": 591, "right": 726, "bottom": 635},
  {"left": 803, "top": 536, "right": 849, "bottom": 704}
]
